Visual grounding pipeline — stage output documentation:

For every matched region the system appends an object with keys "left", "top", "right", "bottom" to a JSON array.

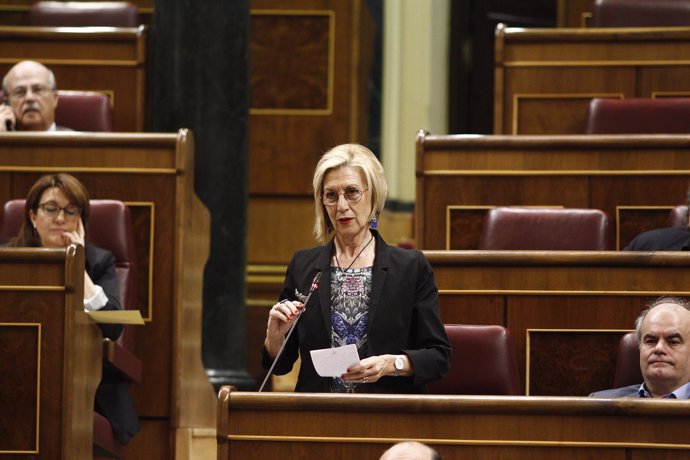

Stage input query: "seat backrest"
[
  {"left": 591, "top": 0, "right": 690, "bottom": 27},
  {"left": 668, "top": 205, "right": 689, "bottom": 228},
  {"left": 29, "top": 1, "right": 138, "bottom": 27},
  {"left": 55, "top": 90, "right": 114, "bottom": 132},
  {"left": 478, "top": 207, "right": 612, "bottom": 250},
  {"left": 612, "top": 332, "right": 643, "bottom": 389},
  {"left": 428, "top": 324, "right": 522, "bottom": 395},
  {"left": 585, "top": 98, "right": 690, "bottom": 134}
]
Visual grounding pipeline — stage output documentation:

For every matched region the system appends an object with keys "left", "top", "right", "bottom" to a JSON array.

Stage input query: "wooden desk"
[
  {"left": 217, "top": 389, "right": 690, "bottom": 459},
  {"left": 494, "top": 26, "right": 690, "bottom": 134},
  {"left": 0, "top": 131, "right": 213, "bottom": 459},
  {"left": 0, "top": 245, "right": 101, "bottom": 459},
  {"left": 0, "top": 26, "right": 146, "bottom": 131},
  {"left": 425, "top": 250, "right": 690, "bottom": 396},
  {"left": 416, "top": 132, "right": 690, "bottom": 251}
]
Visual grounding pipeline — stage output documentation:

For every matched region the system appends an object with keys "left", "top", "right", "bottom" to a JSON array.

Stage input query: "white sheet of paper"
[{"left": 310, "top": 344, "right": 360, "bottom": 377}]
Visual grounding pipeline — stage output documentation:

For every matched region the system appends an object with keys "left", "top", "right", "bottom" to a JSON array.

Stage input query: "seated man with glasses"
[{"left": 0, "top": 60, "right": 64, "bottom": 132}]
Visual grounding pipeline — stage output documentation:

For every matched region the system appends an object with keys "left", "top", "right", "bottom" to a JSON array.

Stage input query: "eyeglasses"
[
  {"left": 322, "top": 187, "right": 367, "bottom": 206},
  {"left": 38, "top": 202, "right": 81, "bottom": 220},
  {"left": 8, "top": 84, "right": 54, "bottom": 100}
]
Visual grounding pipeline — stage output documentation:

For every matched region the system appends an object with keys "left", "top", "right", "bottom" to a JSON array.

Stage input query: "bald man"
[
  {"left": 380, "top": 441, "right": 441, "bottom": 460},
  {"left": 1, "top": 60, "right": 60, "bottom": 131},
  {"left": 591, "top": 297, "right": 690, "bottom": 398}
]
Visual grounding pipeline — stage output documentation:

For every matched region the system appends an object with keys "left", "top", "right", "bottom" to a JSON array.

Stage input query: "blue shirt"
[{"left": 637, "top": 381, "right": 690, "bottom": 399}]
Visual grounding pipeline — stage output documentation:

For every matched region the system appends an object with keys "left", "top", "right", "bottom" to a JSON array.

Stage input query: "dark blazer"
[
  {"left": 590, "top": 384, "right": 641, "bottom": 398},
  {"left": 263, "top": 230, "right": 451, "bottom": 393},
  {"left": 86, "top": 244, "right": 123, "bottom": 340},
  {"left": 87, "top": 244, "right": 140, "bottom": 444},
  {"left": 624, "top": 226, "right": 690, "bottom": 251}
]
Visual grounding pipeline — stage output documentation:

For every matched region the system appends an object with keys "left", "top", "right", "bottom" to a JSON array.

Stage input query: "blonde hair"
[{"left": 312, "top": 144, "right": 387, "bottom": 243}]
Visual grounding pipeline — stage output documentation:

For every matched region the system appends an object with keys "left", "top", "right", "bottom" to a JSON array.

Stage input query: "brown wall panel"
[{"left": 247, "top": 0, "right": 372, "bottom": 274}]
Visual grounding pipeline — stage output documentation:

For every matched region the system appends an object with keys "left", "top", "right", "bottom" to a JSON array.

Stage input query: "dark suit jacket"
[
  {"left": 624, "top": 226, "right": 690, "bottom": 251},
  {"left": 590, "top": 384, "right": 641, "bottom": 398},
  {"left": 87, "top": 244, "right": 140, "bottom": 444},
  {"left": 86, "top": 244, "right": 123, "bottom": 340},
  {"left": 263, "top": 230, "right": 451, "bottom": 393}
]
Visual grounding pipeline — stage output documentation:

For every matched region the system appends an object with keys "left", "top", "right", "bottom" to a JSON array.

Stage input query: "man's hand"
[{"left": 0, "top": 104, "right": 16, "bottom": 131}]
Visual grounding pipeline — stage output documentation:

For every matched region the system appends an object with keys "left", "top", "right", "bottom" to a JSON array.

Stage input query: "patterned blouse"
[{"left": 330, "top": 265, "right": 372, "bottom": 392}]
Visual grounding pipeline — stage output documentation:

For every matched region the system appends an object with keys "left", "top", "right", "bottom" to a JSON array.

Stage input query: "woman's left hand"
[{"left": 341, "top": 355, "right": 391, "bottom": 384}]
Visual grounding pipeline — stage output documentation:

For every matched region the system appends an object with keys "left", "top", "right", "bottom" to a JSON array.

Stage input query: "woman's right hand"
[{"left": 264, "top": 299, "right": 304, "bottom": 357}]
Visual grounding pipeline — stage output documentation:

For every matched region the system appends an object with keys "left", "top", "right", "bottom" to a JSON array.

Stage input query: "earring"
[{"left": 370, "top": 216, "right": 378, "bottom": 230}]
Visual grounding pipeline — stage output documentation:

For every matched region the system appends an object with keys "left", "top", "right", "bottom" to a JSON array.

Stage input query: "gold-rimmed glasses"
[{"left": 322, "top": 187, "right": 368, "bottom": 206}]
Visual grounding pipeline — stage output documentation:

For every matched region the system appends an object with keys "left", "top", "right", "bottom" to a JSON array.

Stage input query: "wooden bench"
[
  {"left": 495, "top": 25, "right": 690, "bottom": 134},
  {"left": 0, "top": 130, "right": 213, "bottom": 458},
  {"left": 0, "top": 245, "right": 101, "bottom": 459},
  {"left": 217, "top": 388, "right": 690, "bottom": 459},
  {"left": 416, "top": 132, "right": 690, "bottom": 251}
]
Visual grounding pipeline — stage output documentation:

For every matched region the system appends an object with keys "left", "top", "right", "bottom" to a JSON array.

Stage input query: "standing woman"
[
  {"left": 263, "top": 144, "right": 450, "bottom": 393},
  {"left": 8, "top": 173, "right": 139, "bottom": 443}
]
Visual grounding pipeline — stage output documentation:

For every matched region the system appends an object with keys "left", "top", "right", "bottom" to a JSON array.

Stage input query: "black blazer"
[
  {"left": 263, "top": 230, "right": 451, "bottom": 393},
  {"left": 86, "top": 244, "right": 123, "bottom": 340},
  {"left": 87, "top": 244, "right": 140, "bottom": 444}
]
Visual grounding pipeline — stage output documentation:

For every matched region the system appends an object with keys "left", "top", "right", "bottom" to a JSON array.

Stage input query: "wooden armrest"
[{"left": 102, "top": 338, "right": 142, "bottom": 383}]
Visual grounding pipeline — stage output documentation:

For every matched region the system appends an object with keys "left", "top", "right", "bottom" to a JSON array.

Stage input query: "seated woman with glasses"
[
  {"left": 262, "top": 143, "right": 451, "bottom": 393},
  {"left": 7, "top": 173, "right": 122, "bottom": 339},
  {"left": 7, "top": 173, "right": 140, "bottom": 443}
]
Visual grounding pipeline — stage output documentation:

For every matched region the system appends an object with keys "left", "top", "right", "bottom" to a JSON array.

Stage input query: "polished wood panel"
[
  {"left": 248, "top": 0, "right": 372, "bottom": 268},
  {"left": 416, "top": 133, "right": 690, "bottom": 251},
  {"left": 218, "top": 389, "right": 690, "bottom": 459},
  {"left": 0, "top": 26, "right": 146, "bottom": 131},
  {"left": 494, "top": 26, "right": 690, "bottom": 134},
  {"left": 0, "top": 245, "right": 101, "bottom": 459},
  {"left": 0, "top": 131, "right": 214, "bottom": 458},
  {"left": 425, "top": 250, "right": 690, "bottom": 396}
]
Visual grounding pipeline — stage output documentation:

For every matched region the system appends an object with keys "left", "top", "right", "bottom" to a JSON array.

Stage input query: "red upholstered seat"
[
  {"left": 56, "top": 90, "right": 114, "bottom": 132},
  {"left": 30, "top": 1, "right": 138, "bottom": 27},
  {"left": 585, "top": 98, "right": 690, "bottom": 134},
  {"left": 667, "top": 205, "right": 689, "bottom": 228},
  {"left": 591, "top": 0, "right": 690, "bottom": 27},
  {"left": 428, "top": 324, "right": 521, "bottom": 395},
  {"left": 612, "top": 332, "right": 643, "bottom": 389},
  {"left": 478, "top": 207, "right": 612, "bottom": 250}
]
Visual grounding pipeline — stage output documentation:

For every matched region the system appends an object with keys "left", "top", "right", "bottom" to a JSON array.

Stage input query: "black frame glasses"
[{"left": 38, "top": 202, "right": 82, "bottom": 220}]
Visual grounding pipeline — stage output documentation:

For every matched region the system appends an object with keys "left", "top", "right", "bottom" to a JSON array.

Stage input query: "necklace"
[{"left": 334, "top": 235, "right": 374, "bottom": 271}]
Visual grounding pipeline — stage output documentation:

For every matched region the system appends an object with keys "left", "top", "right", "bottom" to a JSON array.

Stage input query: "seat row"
[{"left": 415, "top": 324, "right": 640, "bottom": 397}]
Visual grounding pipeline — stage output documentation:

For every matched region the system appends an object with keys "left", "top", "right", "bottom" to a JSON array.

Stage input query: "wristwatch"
[{"left": 394, "top": 355, "right": 404, "bottom": 377}]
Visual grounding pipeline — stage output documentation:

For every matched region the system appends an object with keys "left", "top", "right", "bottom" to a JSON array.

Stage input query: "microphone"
[{"left": 259, "top": 271, "right": 322, "bottom": 392}]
